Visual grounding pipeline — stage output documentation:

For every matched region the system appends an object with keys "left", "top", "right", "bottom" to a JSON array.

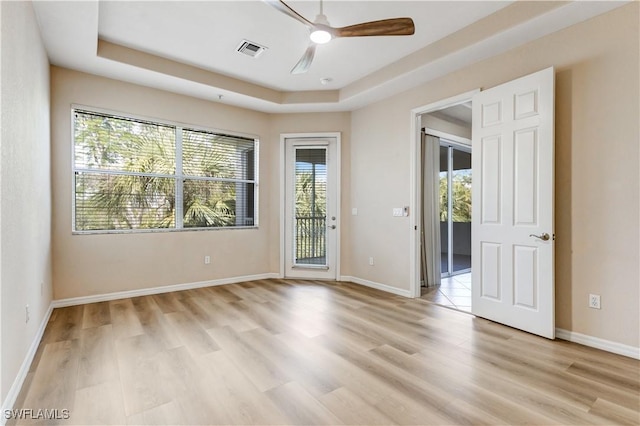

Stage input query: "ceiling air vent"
[{"left": 236, "top": 40, "right": 267, "bottom": 58}]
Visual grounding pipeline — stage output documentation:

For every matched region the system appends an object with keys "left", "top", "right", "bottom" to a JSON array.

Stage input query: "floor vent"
[{"left": 236, "top": 40, "right": 267, "bottom": 58}]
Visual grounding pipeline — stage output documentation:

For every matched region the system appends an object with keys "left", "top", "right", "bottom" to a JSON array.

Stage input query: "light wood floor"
[{"left": 11, "top": 279, "right": 640, "bottom": 425}]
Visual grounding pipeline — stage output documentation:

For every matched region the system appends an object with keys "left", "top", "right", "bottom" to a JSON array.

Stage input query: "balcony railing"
[{"left": 295, "top": 216, "right": 326, "bottom": 265}]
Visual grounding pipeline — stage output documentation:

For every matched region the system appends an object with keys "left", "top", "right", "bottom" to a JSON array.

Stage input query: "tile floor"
[{"left": 421, "top": 272, "right": 471, "bottom": 312}]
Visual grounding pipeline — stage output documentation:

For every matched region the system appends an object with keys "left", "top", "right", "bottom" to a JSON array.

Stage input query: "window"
[{"left": 73, "top": 109, "right": 257, "bottom": 233}]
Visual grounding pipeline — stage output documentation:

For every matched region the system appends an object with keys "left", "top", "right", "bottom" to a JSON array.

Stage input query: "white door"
[
  {"left": 471, "top": 67, "right": 555, "bottom": 338},
  {"left": 284, "top": 137, "right": 339, "bottom": 279}
]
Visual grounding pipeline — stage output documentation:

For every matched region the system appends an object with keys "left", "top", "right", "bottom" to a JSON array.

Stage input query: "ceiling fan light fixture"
[
  {"left": 310, "top": 29, "right": 332, "bottom": 44},
  {"left": 265, "top": 0, "right": 416, "bottom": 74}
]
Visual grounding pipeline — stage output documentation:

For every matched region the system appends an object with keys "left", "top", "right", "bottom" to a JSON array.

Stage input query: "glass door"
[
  {"left": 284, "top": 138, "right": 338, "bottom": 280},
  {"left": 440, "top": 142, "right": 472, "bottom": 276},
  {"left": 294, "top": 148, "right": 328, "bottom": 267},
  {"left": 439, "top": 145, "right": 450, "bottom": 275}
]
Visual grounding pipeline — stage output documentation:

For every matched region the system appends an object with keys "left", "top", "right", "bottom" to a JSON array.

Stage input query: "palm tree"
[
  {"left": 74, "top": 113, "right": 242, "bottom": 230},
  {"left": 439, "top": 172, "right": 472, "bottom": 222},
  {"left": 181, "top": 130, "right": 238, "bottom": 227},
  {"left": 294, "top": 169, "right": 327, "bottom": 261}
]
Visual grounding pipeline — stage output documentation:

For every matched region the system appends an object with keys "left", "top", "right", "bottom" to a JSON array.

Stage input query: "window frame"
[{"left": 71, "top": 105, "right": 259, "bottom": 234}]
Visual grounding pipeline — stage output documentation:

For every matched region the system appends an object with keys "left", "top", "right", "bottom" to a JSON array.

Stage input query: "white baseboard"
[
  {"left": 556, "top": 328, "right": 640, "bottom": 360},
  {"left": 52, "top": 273, "right": 279, "bottom": 308},
  {"left": 1, "top": 304, "right": 54, "bottom": 425},
  {"left": 340, "top": 275, "right": 413, "bottom": 298}
]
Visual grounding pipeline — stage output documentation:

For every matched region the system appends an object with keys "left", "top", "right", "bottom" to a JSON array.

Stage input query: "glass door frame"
[
  {"left": 280, "top": 133, "right": 341, "bottom": 280},
  {"left": 292, "top": 145, "right": 329, "bottom": 269},
  {"left": 440, "top": 139, "right": 472, "bottom": 278}
]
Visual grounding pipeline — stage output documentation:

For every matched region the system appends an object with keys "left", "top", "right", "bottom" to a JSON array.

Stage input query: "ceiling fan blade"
[
  {"left": 263, "top": 0, "right": 314, "bottom": 28},
  {"left": 291, "top": 43, "right": 316, "bottom": 74},
  {"left": 335, "top": 18, "right": 415, "bottom": 38},
  {"left": 263, "top": 1, "right": 415, "bottom": 73}
]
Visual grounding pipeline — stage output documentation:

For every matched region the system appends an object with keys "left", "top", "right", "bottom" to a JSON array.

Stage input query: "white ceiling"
[
  {"left": 433, "top": 102, "right": 472, "bottom": 127},
  {"left": 97, "top": 1, "right": 509, "bottom": 92},
  {"left": 33, "top": 1, "right": 628, "bottom": 113}
]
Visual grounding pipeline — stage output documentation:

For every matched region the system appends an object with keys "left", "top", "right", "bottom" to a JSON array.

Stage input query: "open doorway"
[
  {"left": 419, "top": 102, "right": 473, "bottom": 312},
  {"left": 411, "top": 69, "right": 554, "bottom": 335}
]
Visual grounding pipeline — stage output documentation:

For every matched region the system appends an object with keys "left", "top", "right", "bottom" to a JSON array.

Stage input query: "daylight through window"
[{"left": 73, "top": 109, "right": 257, "bottom": 232}]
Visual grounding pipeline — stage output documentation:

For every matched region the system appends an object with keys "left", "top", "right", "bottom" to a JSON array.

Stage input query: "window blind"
[{"left": 73, "top": 109, "right": 257, "bottom": 232}]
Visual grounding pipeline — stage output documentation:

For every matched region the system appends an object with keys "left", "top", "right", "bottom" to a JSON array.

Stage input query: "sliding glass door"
[{"left": 439, "top": 142, "right": 472, "bottom": 276}]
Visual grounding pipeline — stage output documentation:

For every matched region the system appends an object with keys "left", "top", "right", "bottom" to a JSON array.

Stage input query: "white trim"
[
  {"left": 340, "top": 276, "right": 413, "bottom": 298},
  {"left": 1, "top": 304, "right": 54, "bottom": 424},
  {"left": 52, "top": 273, "right": 278, "bottom": 308},
  {"left": 280, "top": 132, "right": 342, "bottom": 281},
  {"left": 556, "top": 328, "right": 640, "bottom": 360},
  {"left": 175, "top": 127, "right": 184, "bottom": 229},
  {"left": 424, "top": 128, "right": 471, "bottom": 147},
  {"left": 279, "top": 134, "right": 286, "bottom": 279},
  {"left": 409, "top": 89, "right": 480, "bottom": 298}
]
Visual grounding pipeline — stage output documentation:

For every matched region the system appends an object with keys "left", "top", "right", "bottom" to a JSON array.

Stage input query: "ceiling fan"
[{"left": 264, "top": 0, "right": 415, "bottom": 74}]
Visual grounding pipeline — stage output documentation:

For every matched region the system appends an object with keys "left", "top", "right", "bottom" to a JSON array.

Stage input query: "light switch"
[
  {"left": 352, "top": 208, "right": 358, "bottom": 216},
  {"left": 392, "top": 208, "right": 403, "bottom": 217}
]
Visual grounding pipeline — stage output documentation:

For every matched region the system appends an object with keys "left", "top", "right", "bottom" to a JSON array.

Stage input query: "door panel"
[
  {"left": 480, "top": 242, "right": 501, "bottom": 300},
  {"left": 514, "top": 128, "right": 538, "bottom": 226},
  {"left": 471, "top": 67, "right": 555, "bottom": 339},
  {"left": 513, "top": 245, "right": 537, "bottom": 309},
  {"left": 480, "top": 136, "right": 501, "bottom": 224}
]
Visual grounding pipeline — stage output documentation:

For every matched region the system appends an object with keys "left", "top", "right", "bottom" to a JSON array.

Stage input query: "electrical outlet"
[
  {"left": 25, "top": 305, "right": 30, "bottom": 323},
  {"left": 588, "top": 294, "right": 601, "bottom": 309},
  {"left": 204, "top": 256, "right": 211, "bottom": 265},
  {"left": 369, "top": 257, "right": 374, "bottom": 266}
]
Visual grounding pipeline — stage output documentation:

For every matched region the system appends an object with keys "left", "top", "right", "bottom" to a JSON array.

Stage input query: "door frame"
[
  {"left": 409, "top": 90, "right": 479, "bottom": 297},
  {"left": 279, "top": 132, "right": 341, "bottom": 280}
]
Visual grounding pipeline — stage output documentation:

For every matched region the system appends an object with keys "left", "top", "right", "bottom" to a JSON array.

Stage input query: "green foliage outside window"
[
  {"left": 73, "top": 110, "right": 255, "bottom": 232},
  {"left": 439, "top": 172, "right": 472, "bottom": 222}
]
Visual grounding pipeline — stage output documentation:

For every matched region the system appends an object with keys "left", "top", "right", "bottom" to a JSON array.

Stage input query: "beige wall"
[
  {"left": 349, "top": 3, "right": 639, "bottom": 347},
  {"left": 267, "top": 113, "right": 352, "bottom": 276},
  {"left": 423, "top": 115, "right": 471, "bottom": 140},
  {"left": 51, "top": 68, "right": 352, "bottom": 299},
  {"left": 1, "top": 1, "right": 52, "bottom": 402},
  {"left": 51, "top": 68, "right": 272, "bottom": 299}
]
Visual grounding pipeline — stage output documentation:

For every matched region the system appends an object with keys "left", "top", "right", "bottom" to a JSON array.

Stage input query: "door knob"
[
  {"left": 329, "top": 225, "right": 336, "bottom": 230},
  {"left": 529, "top": 233, "right": 550, "bottom": 241}
]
